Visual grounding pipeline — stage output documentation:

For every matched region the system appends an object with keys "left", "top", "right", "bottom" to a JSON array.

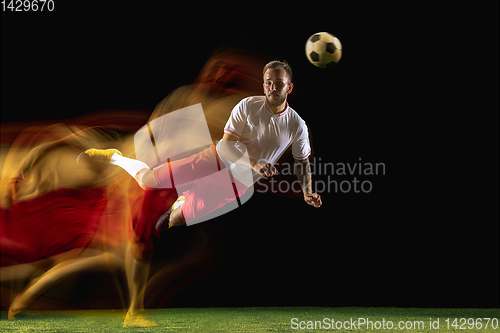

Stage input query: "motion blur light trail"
[{"left": 0, "top": 48, "right": 269, "bottom": 314}]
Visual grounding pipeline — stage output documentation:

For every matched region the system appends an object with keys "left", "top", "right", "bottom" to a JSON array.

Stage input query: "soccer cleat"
[
  {"left": 154, "top": 196, "right": 185, "bottom": 238},
  {"left": 77, "top": 148, "right": 122, "bottom": 164}
]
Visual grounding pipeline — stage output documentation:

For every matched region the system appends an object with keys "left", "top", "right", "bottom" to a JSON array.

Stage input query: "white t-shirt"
[{"left": 216, "top": 96, "right": 311, "bottom": 186}]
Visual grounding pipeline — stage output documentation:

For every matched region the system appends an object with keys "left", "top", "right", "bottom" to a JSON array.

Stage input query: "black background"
[{"left": 1, "top": 3, "right": 498, "bottom": 308}]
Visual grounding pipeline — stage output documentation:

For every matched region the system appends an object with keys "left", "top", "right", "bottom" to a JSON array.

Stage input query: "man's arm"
[
  {"left": 219, "top": 133, "right": 277, "bottom": 177},
  {"left": 295, "top": 158, "right": 322, "bottom": 208}
]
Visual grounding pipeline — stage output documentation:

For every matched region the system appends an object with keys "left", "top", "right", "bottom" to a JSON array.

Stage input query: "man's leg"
[
  {"left": 78, "top": 149, "right": 159, "bottom": 188},
  {"left": 124, "top": 242, "right": 157, "bottom": 327},
  {"left": 80, "top": 145, "right": 221, "bottom": 190},
  {"left": 110, "top": 153, "right": 151, "bottom": 188},
  {"left": 124, "top": 188, "right": 177, "bottom": 327}
]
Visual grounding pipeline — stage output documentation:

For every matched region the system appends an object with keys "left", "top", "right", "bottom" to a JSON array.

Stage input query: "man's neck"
[{"left": 268, "top": 101, "right": 287, "bottom": 114}]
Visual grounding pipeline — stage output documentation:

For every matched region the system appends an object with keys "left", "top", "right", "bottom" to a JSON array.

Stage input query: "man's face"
[{"left": 263, "top": 68, "right": 293, "bottom": 107}]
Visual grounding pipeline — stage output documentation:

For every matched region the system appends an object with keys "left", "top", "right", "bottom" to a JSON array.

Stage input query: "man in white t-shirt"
[
  {"left": 218, "top": 60, "right": 321, "bottom": 204},
  {"left": 217, "top": 94, "right": 312, "bottom": 186},
  {"left": 81, "top": 60, "right": 322, "bottom": 228}
]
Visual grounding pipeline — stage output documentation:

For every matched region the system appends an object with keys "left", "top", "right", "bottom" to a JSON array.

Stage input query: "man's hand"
[
  {"left": 252, "top": 161, "right": 278, "bottom": 178},
  {"left": 304, "top": 192, "right": 322, "bottom": 208}
]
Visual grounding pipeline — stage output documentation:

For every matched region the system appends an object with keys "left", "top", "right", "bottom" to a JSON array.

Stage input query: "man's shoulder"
[{"left": 287, "top": 106, "right": 307, "bottom": 126}]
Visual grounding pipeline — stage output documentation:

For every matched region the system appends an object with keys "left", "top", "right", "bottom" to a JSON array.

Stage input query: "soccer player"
[
  {"left": 83, "top": 61, "right": 321, "bottom": 222},
  {"left": 80, "top": 60, "right": 322, "bottom": 326}
]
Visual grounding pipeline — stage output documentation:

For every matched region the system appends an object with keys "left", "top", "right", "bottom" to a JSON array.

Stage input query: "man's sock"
[{"left": 110, "top": 153, "right": 150, "bottom": 186}]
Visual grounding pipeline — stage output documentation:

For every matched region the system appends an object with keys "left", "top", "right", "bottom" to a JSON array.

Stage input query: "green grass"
[{"left": 1, "top": 307, "right": 499, "bottom": 332}]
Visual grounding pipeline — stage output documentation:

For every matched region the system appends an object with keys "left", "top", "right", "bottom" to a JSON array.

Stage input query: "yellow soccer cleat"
[{"left": 77, "top": 148, "right": 122, "bottom": 164}]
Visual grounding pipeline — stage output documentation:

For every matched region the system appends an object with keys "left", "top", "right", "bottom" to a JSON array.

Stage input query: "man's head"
[{"left": 263, "top": 60, "right": 293, "bottom": 108}]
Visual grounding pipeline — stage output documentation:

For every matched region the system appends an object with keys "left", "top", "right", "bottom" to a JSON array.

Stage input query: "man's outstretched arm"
[{"left": 295, "top": 158, "right": 322, "bottom": 208}]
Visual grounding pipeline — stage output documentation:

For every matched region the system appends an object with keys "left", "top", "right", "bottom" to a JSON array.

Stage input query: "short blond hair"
[{"left": 263, "top": 60, "right": 292, "bottom": 82}]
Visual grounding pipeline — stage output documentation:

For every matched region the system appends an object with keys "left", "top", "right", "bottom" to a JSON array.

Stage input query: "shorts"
[{"left": 153, "top": 145, "right": 249, "bottom": 225}]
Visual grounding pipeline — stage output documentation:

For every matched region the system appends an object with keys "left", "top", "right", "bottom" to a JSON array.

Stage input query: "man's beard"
[{"left": 266, "top": 93, "right": 287, "bottom": 107}]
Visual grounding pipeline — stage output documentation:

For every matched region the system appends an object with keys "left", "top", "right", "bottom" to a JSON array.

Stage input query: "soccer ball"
[{"left": 305, "top": 32, "right": 342, "bottom": 68}]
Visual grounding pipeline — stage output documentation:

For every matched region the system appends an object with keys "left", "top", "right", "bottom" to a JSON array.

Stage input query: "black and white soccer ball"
[{"left": 305, "top": 32, "right": 342, "bottom": 68}]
